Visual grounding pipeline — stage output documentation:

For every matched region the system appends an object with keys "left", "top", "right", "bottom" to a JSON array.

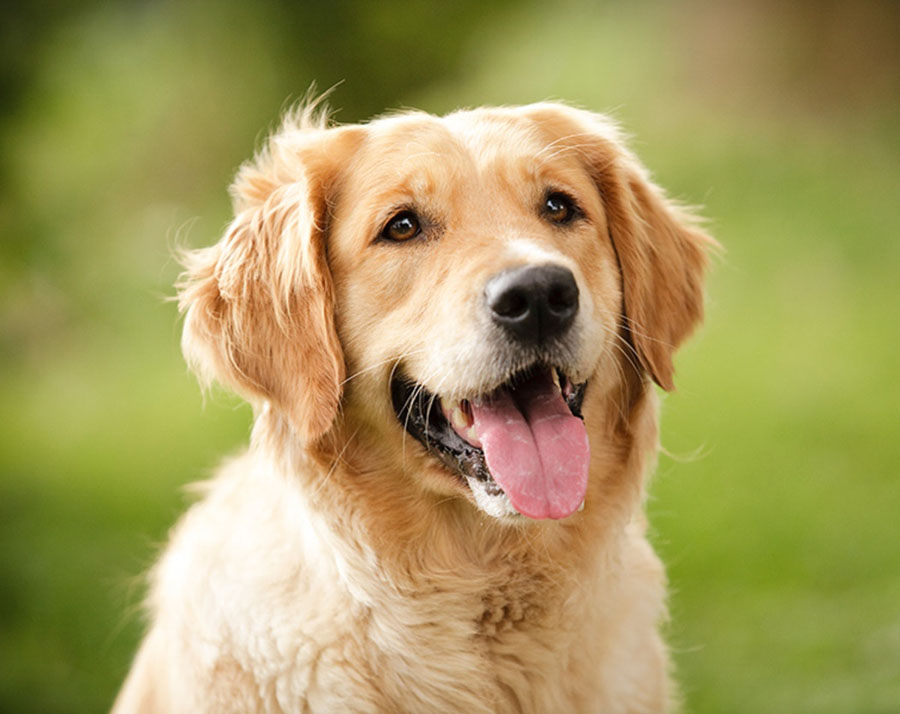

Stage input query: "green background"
[{"left": 2, "top": 1, "right": 898, "bottom": 712}]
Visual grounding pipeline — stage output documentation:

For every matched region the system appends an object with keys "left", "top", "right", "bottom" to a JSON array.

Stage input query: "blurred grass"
[{"left": 2, "top": 1, "right": 899, "bottom": 712}]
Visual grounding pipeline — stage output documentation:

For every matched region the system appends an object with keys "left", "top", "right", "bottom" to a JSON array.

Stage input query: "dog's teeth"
[
  {"left": 465, "top": 424, "right": 481, "bottom": 446},
  {"left": 551, "top": 369, "right": 561, "bottom": 391},
  {"left": 450, "top": 404, "right": 470, "bottom": 430},
  {"left": 578, "top": 499, "right": 585, "bottom": 512},
  {"left": 439, "top": 397, "right": 468, "bottom": 428}
]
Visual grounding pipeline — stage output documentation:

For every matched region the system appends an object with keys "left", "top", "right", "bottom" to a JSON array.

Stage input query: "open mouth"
[{"left": 391, "top": 365, "right": 589, "bottom": 520}]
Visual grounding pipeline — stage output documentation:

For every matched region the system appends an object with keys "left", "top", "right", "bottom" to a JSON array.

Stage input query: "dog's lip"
[{"left": 390, "top": 364, "right": 587, "bottom": 503}]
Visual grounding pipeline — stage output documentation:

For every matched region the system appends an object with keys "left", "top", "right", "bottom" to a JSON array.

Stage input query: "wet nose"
[{"left": 484, "top": 264, "right": 579, "bottom": 345}]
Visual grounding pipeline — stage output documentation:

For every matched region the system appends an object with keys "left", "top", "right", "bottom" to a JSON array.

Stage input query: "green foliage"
[{"left": 2, "top": 2, "right": 898, "bottom": 712}]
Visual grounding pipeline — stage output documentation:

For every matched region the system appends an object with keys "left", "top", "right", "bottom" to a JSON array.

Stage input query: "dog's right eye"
[
  {"left": 381, "top": 211, "right": 422, "bottom": 242},
  {"left": 543, "top": 191, "right": 579, "bottom": 225}
]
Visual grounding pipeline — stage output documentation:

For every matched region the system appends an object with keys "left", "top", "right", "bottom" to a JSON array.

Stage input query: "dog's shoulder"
[{"left": 142, "top": 454, "right": 384, "bottom": 711}]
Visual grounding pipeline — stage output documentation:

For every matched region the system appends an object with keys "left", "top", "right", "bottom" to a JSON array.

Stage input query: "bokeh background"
[{"left": 2, "top": 1, "right": 899, "bottom": 712}]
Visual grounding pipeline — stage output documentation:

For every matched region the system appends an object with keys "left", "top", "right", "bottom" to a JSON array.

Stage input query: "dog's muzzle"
[{"left": 391, "top": 263, "right": 590, "bottom": 521}]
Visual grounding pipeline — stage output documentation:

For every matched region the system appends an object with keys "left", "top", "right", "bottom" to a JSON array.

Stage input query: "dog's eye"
[
  {"left": 381, "top": 211, "right": 422, "bottom": 242},
  {"left": 543, "top": 192, "right": 578, "bottom": 225}
]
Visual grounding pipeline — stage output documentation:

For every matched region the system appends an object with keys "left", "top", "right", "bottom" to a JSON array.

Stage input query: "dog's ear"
[
  {"left": 177, "top": 124, "right": 354, "bottom": 442},
  {"left": 522, "top": 103, "right": 715, "bottom": 390},
  {"left": 597, "top": 158, "right": 714, "bottom": 390}
]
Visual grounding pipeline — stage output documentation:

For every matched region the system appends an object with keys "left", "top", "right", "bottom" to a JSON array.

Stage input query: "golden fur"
[{"left": 113, "top": 101, "right": 714, "bottom": 713}]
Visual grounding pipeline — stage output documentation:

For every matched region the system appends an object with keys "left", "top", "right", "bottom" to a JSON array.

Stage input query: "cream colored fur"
[{"left": 113, "top": 101, "right": 713, "bottom": 713}]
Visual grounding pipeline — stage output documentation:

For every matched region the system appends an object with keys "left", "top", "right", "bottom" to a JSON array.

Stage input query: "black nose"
[{"left": 484, "top": 264, "right": 579, "bottom": 345}]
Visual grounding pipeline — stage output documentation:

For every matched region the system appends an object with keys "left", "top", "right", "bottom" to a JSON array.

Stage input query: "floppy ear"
[
  {"left": 597, "top": 158, "right": 713, "bottom": 390},
  {"left": 177, "top": 153, "right": 344, "bottom": 442},
  {"left": 522, "top": 103, "right": 715, "bottom": 390}
]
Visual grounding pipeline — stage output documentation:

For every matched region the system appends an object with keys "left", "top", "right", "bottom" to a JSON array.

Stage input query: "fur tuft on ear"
[
  {"left": 177, "top": 141, "right": 344, "bottom": 443},
  {"left": 521, "top": 102, "right": 716, "bottom": 391}
]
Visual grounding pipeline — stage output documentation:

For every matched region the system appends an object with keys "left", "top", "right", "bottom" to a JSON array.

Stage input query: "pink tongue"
[{"left": 470, "top": 372, "right": 589, "bottom": 520}]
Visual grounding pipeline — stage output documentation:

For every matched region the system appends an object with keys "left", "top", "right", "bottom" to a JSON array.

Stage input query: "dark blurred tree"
[{"left": 1, "top": 1, "right": 92, "bottom": 115}]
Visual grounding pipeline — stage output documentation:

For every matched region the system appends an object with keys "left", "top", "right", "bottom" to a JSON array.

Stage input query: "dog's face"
[
  {"left": 179, "top": 103, "right": 711, "bottom": 522},
  {"left": 327, "top": 109, "right": 624, "bottom": 520}
]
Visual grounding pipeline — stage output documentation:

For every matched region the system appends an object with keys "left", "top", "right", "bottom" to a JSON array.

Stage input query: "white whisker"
[{"left": 342, "top": 348, "right": 428, "bottom": 387}]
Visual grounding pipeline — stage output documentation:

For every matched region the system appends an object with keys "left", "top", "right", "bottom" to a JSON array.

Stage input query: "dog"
[{"left": 113, "top": 100, "right": 714, "bottom": 713}]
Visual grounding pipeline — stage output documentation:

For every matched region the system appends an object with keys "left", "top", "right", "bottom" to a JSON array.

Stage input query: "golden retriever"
[{"left": 114, "top": 101, "right": 714, "bottom": 713}]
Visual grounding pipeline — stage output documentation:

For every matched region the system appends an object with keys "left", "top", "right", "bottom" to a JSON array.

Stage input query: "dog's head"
[{"left": 179, "top": 102, "right": 713, "bottom": 522}]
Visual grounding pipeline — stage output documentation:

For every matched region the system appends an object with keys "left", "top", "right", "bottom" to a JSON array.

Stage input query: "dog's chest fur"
[{"left": 148, "top": 453, "right": 669, "bottom": 714}]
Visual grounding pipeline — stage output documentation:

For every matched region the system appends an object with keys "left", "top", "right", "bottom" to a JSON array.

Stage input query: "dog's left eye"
[
  {"left": 381, "top": 211, "right": 422, "bottom": 242},
  {"left": 543, "top": 192, "right": 578, "bottom": 225}
]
